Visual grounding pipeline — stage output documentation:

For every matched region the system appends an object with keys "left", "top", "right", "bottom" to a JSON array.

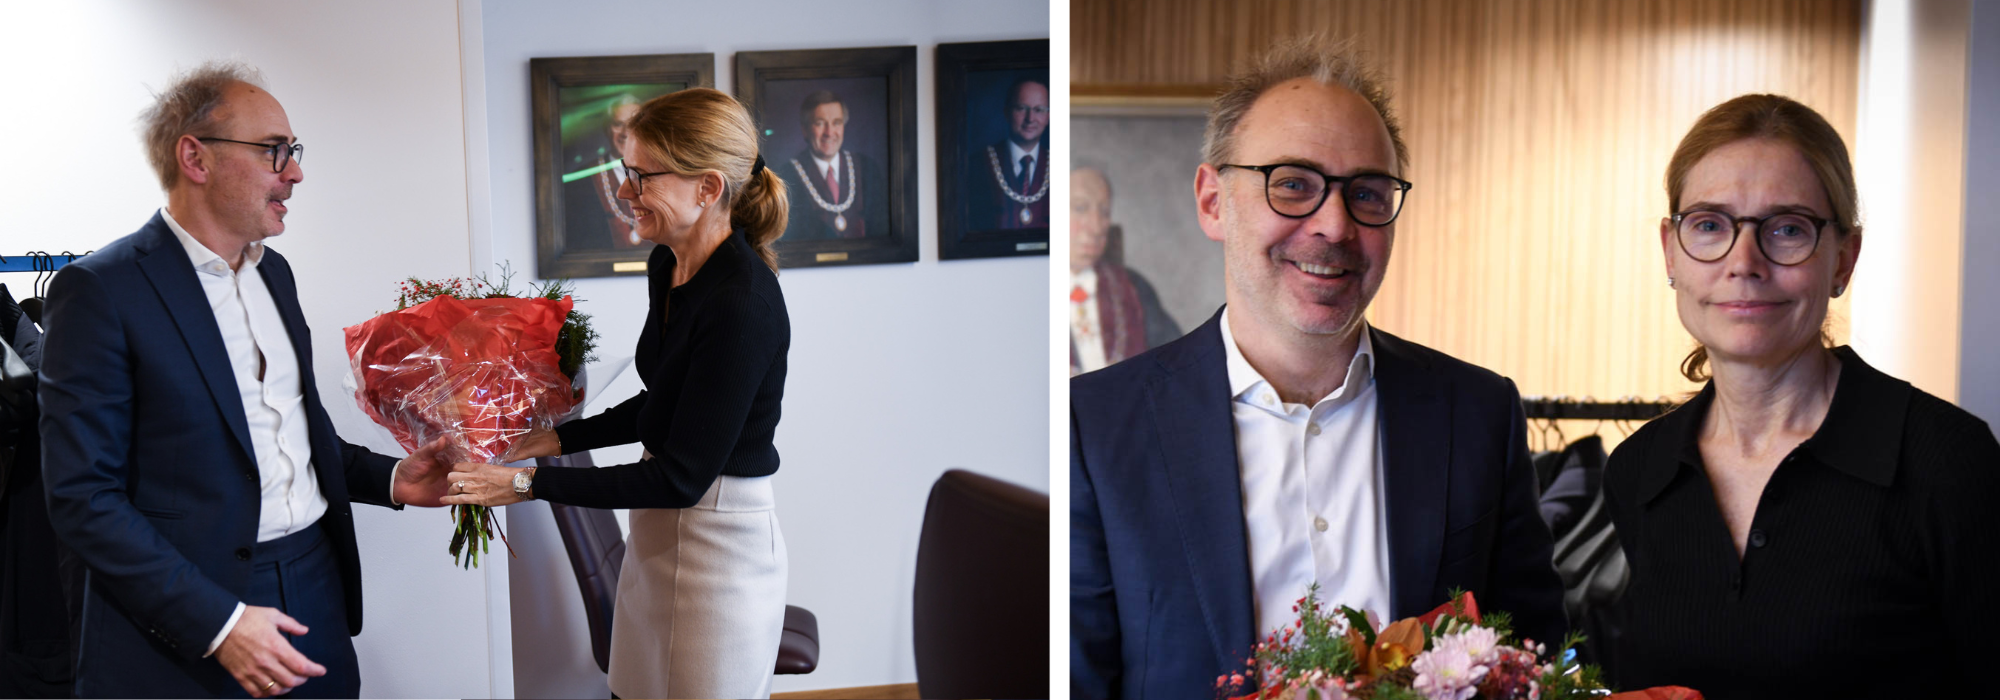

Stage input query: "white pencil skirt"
[{"left": 607, "top": 474, "right": 788, "bottom": 699}]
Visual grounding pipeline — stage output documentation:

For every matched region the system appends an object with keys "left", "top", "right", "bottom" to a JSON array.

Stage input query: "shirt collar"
[
  {"left": 1639, "top": 345, "right": 1909, "bottom": 504},
  {"left": 1070, "top": 265, "right": 1097, "bottom": 294},
  {"left": 1007, "top": 140, "right": 1039, "bottom": 169},
  {"left": 810, "top": 152, "right": 839, "bottom": 178},
  {"left": 1219, "top": 304, "right": 1374, "bottom": 411},
  {"left": 161, "top": 207, "right": 263, "bottom": 276}
]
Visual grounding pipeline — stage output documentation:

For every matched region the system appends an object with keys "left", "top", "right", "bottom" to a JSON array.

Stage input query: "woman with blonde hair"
[
  {"left": 445, "top": 87, "right": 793, "bottom": 698},
  {"left": 1602, "top": 93, "right": 1999, "bottom": 697}
]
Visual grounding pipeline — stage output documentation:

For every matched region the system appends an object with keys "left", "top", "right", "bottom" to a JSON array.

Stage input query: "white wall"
[
  {"left": 1853, "top": 0, "right": 1971, "bottom": 400},
  {"left": 0, "top": 2, "right": 504, "bottom": 697},
  {"left": 1960, "top": 0, "right": 2000, "bottom": 425},
  {"left": 473, "top": 0, "right": 1051, "bottom": 694}
]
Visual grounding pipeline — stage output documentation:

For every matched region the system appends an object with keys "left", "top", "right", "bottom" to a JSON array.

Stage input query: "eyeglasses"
[
  {"left": 1218, "top": 163, "right": 1412, "bottom": 226},
  {"left": 621, "top": 163, "right": 672, "bottom": 196},
  {"left": 197, "top": 137, "right": 303, "bottom": 173},
  {"left": 1671, "top": 209, "right": 1831, "bottom": 266}
]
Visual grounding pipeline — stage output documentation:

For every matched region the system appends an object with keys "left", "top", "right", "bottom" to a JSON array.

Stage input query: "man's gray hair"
[
  {"left": 139, "top": 60, "right": 266, "bottom": 190},
  {"left": 1199, "top": 35, "right": 1408, "bottom": 173},
  {"left": 1070, "top": 161, "right": 1113, "bottom": 199}
]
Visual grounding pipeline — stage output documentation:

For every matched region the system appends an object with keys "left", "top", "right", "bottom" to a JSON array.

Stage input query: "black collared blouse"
[
  {"left": 1603, "top": 347, "right": 2000, "bottom": 699},
  {"left": 538, "top": 231, "right": 789, "bottom": 509}
]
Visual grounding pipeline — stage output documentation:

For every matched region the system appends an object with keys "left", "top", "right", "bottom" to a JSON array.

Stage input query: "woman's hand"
[
  {"left": 440, "top": 462, "right": 528, "bottom": 507},
  {"left": 505, "top": 427, "right": 562, "bottom": 461}
]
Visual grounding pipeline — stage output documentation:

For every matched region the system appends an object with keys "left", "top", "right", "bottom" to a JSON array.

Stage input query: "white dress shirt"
[
  {"left": 1221, "top": 306, "right": 1392, "bottom": 639},
  {"left": 809, "top": 152, "right": 841, "bottom": 191},
  {"left": 162, "top": 208, "right": 327, "bottom": 656},
  {"left": 1007, "top": 139, "right": 1039, "bottom": 183},
  {"left": 1069, "top": 266, "right": 1106, "bottom": 374}
]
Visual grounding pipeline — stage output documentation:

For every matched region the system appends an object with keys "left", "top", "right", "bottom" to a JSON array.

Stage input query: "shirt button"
[
  {"left": 1748, "top": 529, "right": 1768, "bottom": 549},
  {"left": 1306, "top": 423, "right": 1322, "bottom": 436},
  {"left": 1313, "top": 516, "right": 1329, "bottom": 532},
  {"left": 1262, "top": 393, "right": 1276, "bottom": 405},
  {"left": 235, "top": 547, "right": 251, "bottom": 561}
]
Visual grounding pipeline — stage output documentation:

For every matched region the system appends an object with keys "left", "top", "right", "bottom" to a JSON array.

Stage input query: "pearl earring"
[{"left": 1667, "top": 277, "right": 1675, "bottom": 289}]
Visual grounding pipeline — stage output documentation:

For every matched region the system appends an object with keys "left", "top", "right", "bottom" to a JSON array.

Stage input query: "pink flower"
[
  {"left": 1410, "top": 645, "right": 1487, "bottom": 700},
  {"left": 1433, "top": 627, "right": 1501, "bottom": 666},
  {"left": 1287, "top": 679, "right": 1348, "bottom": 700}
]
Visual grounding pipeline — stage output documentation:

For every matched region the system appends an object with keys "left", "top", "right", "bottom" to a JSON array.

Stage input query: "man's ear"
[
  {"left": 1196, "top": 164, "right": 1227, "bottom": 243},
  {"left": 176, "top": 135, "right": 210, "bottom": 186}
]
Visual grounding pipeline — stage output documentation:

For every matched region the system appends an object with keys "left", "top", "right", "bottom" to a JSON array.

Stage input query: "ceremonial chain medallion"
[
  {"left": 790, "top": 152, "right": 859, "bottom": 232},
  {"left": 987, "top": 145, "right": 1049, "bottom": 224}
]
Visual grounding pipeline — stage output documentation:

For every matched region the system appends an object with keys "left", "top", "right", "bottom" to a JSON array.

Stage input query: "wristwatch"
[{"left": 512, "top": 467, "right": 536, "bottom": 500}]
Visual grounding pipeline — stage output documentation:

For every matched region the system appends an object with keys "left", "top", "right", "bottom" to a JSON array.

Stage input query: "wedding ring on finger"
[
  {"left": 455, "top": 481, "right": 468, "bottom": 494},
  {"left": 263, "top": 680, "right": 278, "bottom": 692}
]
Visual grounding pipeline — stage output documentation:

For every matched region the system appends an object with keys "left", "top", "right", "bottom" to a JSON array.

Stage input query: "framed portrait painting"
[
  {"left": 935, "top": 39, "right": 1050, "bottom": 260},
  {"left": 530, "top": 53, "right": 714, "bottom": 279},
  {"left": 736, "top": 46, "right": 919, "bottom": 268},
  {"left": 1068, "top": 92, "right": 1217, "bottom": 376}
]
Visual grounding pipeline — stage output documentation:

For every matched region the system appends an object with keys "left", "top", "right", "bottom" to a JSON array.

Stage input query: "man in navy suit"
[
  {"left": 1070, "top": 37, "right": 1566, "bottom": 699},
  {"left": 37, "top": 62, "right": 453, "bottom": 699}
]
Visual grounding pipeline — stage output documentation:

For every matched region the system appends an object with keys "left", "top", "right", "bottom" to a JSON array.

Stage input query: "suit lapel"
[
  {"left": 1371, "top": 328, "right": 1452, "bottom": 618},
  {"left": 1148, "top": 312, "right": 1256, "bottom": 668},
  {"left": 255, "top": 253, "right": 350, "bottom": 503},
  {"left": 133, "top": 218, "right": 256, "bottom": 465}
]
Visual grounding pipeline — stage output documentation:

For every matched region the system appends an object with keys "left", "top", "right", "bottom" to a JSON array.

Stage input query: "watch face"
[{"left": 513, "top": 471, "right": 530, "bottom": 493}]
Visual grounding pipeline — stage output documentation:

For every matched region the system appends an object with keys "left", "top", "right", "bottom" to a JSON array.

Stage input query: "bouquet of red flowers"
[
  {"left": 344, "top": 269, "right": 597, "bottom": 567},
  {"left": 1220, "top": 585, "right": 1701, "bottom": 700}
]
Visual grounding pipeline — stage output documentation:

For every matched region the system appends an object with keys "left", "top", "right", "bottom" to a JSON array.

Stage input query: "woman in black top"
[
  {"left": 1604, "top": 94, "right": 2000, "bottom": 698},
  {"left": 444, "top": 87, "right": 793, "bottom": 698}
]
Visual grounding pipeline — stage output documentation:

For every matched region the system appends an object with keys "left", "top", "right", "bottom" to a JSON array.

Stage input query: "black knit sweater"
[{"left": 537, "top": 231, "right": 789, "bottom": 509}]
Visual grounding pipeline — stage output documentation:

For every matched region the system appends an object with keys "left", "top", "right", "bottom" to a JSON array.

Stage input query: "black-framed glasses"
[
  {"left": 621, "top": 163, "right": 672, "bottom": 196},
  {"left": 1671, "top": 209, "right": 1831, "bottom": 266},
  {"left": 197, "top": 137, "right": 303, "bottom": 173},
  {"left": 1218, "top": 163, "right": 1412, "bottom": 226}
]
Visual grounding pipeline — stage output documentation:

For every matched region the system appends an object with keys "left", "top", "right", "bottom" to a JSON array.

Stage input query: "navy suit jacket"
[
  {"left": 38, "top": 213, "right": 400, "bottom": 697},
  {"left": 1070, "top": 309, "right": 1566, "bottom": 700}
]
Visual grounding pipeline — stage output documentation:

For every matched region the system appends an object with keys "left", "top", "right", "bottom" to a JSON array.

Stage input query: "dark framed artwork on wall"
[
  {"left": 530, "top": 53, "right": 713, "bottom": 279},
  {"left": 1068, "top": 94, "right": 1213, "bottom": 376},
  {"left": 736, "top": 45, "right": 918, "bottom": 268},
  {"left": 935, "top": 39, "right": 1050, "bottom": 260}
]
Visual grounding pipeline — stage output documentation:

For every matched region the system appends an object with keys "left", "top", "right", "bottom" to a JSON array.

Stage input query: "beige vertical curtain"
[{"left": 1074, "top": 0, "right": 1861, "bottom": 405}]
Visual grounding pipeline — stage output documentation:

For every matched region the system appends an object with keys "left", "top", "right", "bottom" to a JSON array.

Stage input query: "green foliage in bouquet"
[{"left": 1259, "top": 583, "right": 1361, "bottom": 684}]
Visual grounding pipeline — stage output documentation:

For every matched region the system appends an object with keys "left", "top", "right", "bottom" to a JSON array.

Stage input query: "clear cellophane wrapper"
[
  {"left": 344, "top": 295, "right": 578, "bottom": 464},
  {"left": 342, "top": 294, "right": 578, "bottom": 566}
]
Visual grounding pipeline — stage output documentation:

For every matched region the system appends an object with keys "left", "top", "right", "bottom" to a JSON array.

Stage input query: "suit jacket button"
[{"left": 235, "top": 547, "right": 252, "bottom": 561}]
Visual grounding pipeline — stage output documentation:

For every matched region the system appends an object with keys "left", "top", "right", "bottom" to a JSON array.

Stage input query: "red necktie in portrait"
[{"left": 824, "top": 164, "right": 840, "bottom": 202}]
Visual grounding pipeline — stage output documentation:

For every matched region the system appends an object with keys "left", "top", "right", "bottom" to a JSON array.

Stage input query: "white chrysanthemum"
[{"left": 1410, "top": 646, "right": 1488, "bottom": 700}]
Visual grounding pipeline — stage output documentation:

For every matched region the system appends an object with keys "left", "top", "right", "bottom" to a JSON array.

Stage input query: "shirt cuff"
[
  {"left": 389, "top": 458, "right": 405, "bottom": 506},
  {"left": 204, "top": 602, "right": 246, "bottom": 658}
]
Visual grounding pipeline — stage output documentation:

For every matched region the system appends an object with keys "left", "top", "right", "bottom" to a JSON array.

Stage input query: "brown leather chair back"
[{"left": 914, "top": 469, "right": 1050, "bottom": 699}]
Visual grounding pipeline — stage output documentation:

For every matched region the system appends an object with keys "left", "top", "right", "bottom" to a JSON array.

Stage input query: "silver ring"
[{"left": 455, "top": 481, "right": 468, "bottom": 493}]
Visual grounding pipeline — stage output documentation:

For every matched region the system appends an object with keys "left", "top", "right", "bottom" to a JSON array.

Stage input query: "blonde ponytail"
[
  {"left": 732, "top": 161, "right": 788, "bottom": 272},
  {"left": 628, "top": 87, "right": 789, "bottom": 272}
]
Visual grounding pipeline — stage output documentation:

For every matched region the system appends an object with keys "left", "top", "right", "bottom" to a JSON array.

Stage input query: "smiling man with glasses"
[
  {"left": 36, "top": 60, "right": 456, "bottom": 699},
  {"left": 1069, "top": 36, "right": 1567, "bottom": 700}
]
